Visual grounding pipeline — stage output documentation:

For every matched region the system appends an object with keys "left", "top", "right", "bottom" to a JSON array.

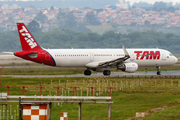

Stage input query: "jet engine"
[{"left": 118, "top": 62, "right": 138, "bottom": 73}]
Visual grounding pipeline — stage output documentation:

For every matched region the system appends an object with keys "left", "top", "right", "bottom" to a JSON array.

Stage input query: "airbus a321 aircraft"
[{"left": 14, "top": 23, "right": 178, "bottom": 76}]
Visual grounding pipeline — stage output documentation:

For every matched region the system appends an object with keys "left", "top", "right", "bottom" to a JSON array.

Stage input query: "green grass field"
[{"left": 1, "top": 77, "right": 180, "bottom": 119}]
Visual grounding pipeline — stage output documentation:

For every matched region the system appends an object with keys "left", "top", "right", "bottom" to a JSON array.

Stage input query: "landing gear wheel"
[
  {"left": 157, "top": 71, "right": 161, "bottom": 75},
  {"left": 156, "top": 66, "right": 161, "bottom": 75},
  {"left": 84, "top": 70, "right": 91, "bottom": 76},
  {"left": 103, "top": 70, "right": 111, "bottom": 76}
]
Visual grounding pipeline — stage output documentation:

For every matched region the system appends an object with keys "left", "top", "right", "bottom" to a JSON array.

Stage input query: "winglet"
[{"left": 122, "top": 46, "right": 130, "bottom": 58}]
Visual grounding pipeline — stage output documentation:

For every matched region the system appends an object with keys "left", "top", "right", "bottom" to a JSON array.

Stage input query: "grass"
[
  {"left": 1, "top": 77, "right": 180, "bottom": 119},
  {"left": 2, "top": 66, "right": 85, "bottom": 75},
  {"left": 146, "top": 105, "right": 180, "bottom": 120}
]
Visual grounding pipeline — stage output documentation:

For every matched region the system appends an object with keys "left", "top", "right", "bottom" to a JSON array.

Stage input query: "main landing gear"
[
  {"left": 84, "top": 69, "right": 111, "bottom": 76},
  {"left": 156, "top": 66, "right": 161, "bottom": 75},
  {"left": 84, "top": 70, "right": 91, "bottom": 76},
  {"left": 103, "top": 70, "right": 111, "bottom": 76}
]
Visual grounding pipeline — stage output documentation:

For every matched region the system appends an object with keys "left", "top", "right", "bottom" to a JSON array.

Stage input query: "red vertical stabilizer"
[
  {"left": 15, "top": 23, "right": 56, "bottom": 66},
  {"left": 17, "top": 23, "right": 42, "bottom": 51}
]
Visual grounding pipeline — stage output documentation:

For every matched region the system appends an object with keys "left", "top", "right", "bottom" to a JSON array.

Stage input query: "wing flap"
[
  {"left": 99, "top": 57, "right": 125, "bottom": 66},
  {"left": 85, "top": 46, "right": 130, "bottom": 68},
  {"left": 85, "top": 62, "right": 100, "bottom": 68}
]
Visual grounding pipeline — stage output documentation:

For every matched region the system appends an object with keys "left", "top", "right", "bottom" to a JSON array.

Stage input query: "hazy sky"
[{"left": 126, "top": 0, "right": 180, "bottom": 5}]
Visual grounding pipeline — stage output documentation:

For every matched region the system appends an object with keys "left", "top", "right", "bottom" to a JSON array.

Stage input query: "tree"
[
  {"left": 75, "top": 24, "right": 92, "bottom": 33},
  {"left": 57, "top": 11, "right": 66, "bottom": 19},
  {"left": 153, "top": 2, "right": 167, "bottom": 11},
  {"left": 85, "top": 12, "right": 101, "bottom": 25},
  {"left": 144, "top": 20, "right": 151, "bottom": 26},
  {"left": 132, "top": 2, "right": 153, "bottom": 9},
  {"left": 132, "top": 6, "right": 136, "bottom": 9},
  {"left": 50, "top": 6, "right": 54, "bottom": 11},
  {"left": 57, "top": 12, "right": 91, "bottom": 33},
  {"left": 35, "top": 11, "right": 47, "bottom": 24},
  {"left": 62, "top": 12, "right": 77, "bottom": 29},
  {"left": 120, "top": 38, "right": 132, "bottom": 47},
  {"left": 166, "top": 33, "right": 174, "bottom": 39},
  {"left": 167, "top": 6, "right": 176, "bottom": 12},
  {"left": 27, "top": 20, "right": 41, "bottom": 33},
  {"left": 130, "top": 22, "right": 137, "bottom": 26},
  {"left": 102, "top": 31, "right": 116, "bottom": 40},
  {"left": 127, "top": 31, "right": 141, "bottom": 42},
  {"left": 112, "top": 24, "right": 118, "bottom": 29}
]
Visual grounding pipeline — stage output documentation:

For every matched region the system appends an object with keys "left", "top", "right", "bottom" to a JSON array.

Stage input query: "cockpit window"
[{"left": 169, "top": 53, "right": 173, "bottom": 56}]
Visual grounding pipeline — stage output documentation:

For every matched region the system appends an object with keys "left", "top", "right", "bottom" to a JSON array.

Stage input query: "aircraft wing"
[{"left": 85, "top": 46, "right": 130, "bottom": 68}]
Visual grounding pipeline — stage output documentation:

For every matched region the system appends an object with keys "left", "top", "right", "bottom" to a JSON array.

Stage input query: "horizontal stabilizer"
[{"left": 1, "top": 52, "right": 14, "bottom": 55}]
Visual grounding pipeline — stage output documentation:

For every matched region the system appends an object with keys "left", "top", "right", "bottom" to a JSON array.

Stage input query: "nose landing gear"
[{"left": 156, "top": 66, "right": 161, "bottom": 75}]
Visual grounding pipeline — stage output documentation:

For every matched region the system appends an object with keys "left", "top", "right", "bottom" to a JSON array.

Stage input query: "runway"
[{"left": 2, "top": 71, "right": 180, "bottom": 78}]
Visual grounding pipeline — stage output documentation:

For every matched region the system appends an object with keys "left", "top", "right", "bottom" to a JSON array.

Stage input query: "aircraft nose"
[{"left": 174, "top": 57, "right": 178, "bottom": 64}]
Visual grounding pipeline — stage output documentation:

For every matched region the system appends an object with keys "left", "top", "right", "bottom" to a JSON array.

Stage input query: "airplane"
[{"left": 14, "top": 23, "right": 178, "bottom": 76}]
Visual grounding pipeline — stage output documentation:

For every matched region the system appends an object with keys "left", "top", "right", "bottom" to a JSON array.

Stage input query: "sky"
[
  {"left": 0, "top": 0, "right": 179, "bottom": 6},
  {"left": 126, "top": 0, "right": 180, "bottom": 5}
]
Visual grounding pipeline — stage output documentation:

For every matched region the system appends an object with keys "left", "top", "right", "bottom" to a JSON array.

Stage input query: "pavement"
[{"left": 2, "top": 73, "right": 180, "bottom": 78}]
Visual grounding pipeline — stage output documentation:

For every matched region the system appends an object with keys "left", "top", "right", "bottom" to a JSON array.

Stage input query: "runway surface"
[{"left": 2, "top": 71, "right": 180, "bottom": 78}]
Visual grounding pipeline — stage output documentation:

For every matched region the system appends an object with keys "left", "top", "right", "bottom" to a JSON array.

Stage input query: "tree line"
[
  {"left": 133, "top": 1, "right": 180, "bottom": 12},
  {"left": 0, "top": 29, "right": 180, "bottom": 54}
]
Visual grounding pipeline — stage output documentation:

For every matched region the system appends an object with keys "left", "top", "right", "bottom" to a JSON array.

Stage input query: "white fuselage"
[{"left": 45, "top": 48, "right": 177, "bottom": 68}]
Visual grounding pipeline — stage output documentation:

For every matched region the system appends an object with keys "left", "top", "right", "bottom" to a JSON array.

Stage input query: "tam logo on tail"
[
  {"left": 19, "top": 26, "right": 37, "bottom": 49},
  {"left": 15, "top": 23, "right": 55, "bottom": 66}
]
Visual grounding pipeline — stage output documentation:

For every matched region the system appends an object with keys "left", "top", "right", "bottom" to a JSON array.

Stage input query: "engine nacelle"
[{"left": 118, "top": 62, "right": 138, "bottom": 73}]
